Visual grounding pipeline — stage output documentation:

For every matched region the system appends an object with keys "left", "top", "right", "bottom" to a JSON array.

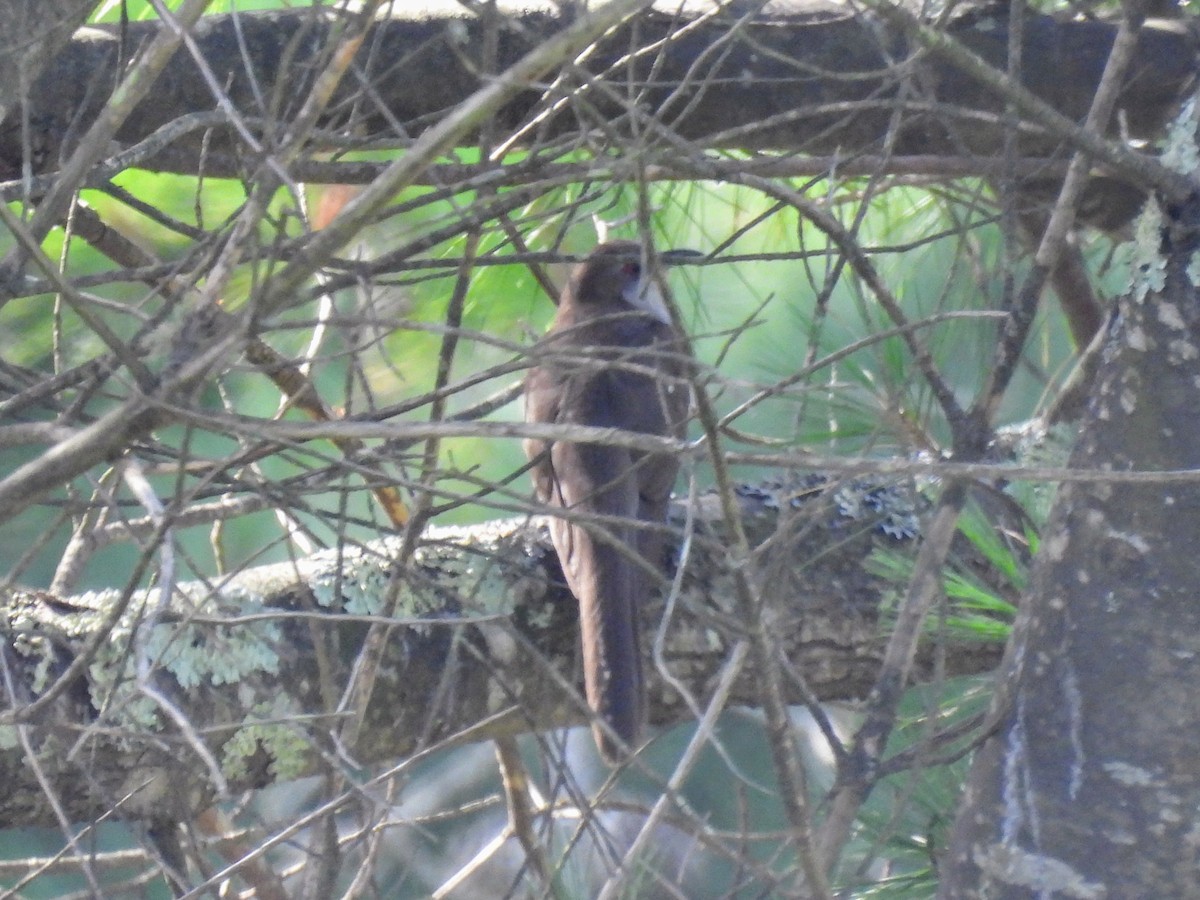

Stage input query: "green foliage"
[
  {"left": 3, "top": 147, "right": 1084, "bottom": 580},
  {"left": 869, "top": 495, "right": 1028, "bottom": 645}
]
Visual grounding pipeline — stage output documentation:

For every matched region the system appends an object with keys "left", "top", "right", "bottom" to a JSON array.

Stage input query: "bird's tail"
[{"left": 575, "top": 528, "right": 645, "bottom": 764}]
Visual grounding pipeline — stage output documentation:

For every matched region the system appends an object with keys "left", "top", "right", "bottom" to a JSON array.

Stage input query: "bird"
[{"left": 524, "top": 240, "right": 693, "bottom": 764}]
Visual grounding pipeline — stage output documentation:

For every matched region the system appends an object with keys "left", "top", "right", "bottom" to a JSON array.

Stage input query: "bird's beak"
[{"left": 624, "top": 248, "right": 703, "bottom": 324}]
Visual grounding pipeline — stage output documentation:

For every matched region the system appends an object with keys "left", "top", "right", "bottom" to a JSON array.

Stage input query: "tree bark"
[
  {"left": 940, "top": 116, "right": 1200, "bottom": 897},
  {"left": 0, "top": 2, "right": 1193, "bottom": 212},
  {"left": 0, "top": 482, "right": 1003, "bottom": 829},
  {"left": 0, "top": 0, "right": 96, "bottom": 126}
]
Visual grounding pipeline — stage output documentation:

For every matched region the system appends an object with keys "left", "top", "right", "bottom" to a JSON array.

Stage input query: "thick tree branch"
[
  {"left": 0, "top": 484, "right": 1004, "bottom": 828},
  {"left": 0, "top": 2, "right": 1193, "bottom": 205}
]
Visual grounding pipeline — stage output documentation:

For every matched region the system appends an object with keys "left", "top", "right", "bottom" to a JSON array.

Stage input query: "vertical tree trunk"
[{"left": 940, "top": 184, "right": 1200, "bottom": 895}]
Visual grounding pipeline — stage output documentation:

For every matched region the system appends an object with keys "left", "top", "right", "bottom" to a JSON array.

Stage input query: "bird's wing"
[{"left": 525, "top": 363, "right": 646, "bottom": 758}]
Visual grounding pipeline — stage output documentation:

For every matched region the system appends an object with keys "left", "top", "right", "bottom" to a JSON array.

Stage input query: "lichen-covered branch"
[
  {"left": 0, "top": 485, "right": 1003, "bottom": 828},
  {"left": 940, "top": 94, "right": 1200, "bottom": 899}
]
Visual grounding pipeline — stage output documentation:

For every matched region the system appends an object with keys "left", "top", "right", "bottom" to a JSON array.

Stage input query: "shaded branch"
[
  {"left": 0, "top": 484, "right": 1004, "bottom": 828},
  {"left": 1, "top": 2, "right": 1193, "bottom": 201}
]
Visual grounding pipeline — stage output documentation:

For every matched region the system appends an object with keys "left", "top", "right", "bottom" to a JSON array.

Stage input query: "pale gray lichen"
[
  {"left": 1129, "top": 199, "right": 1167, "bottom": 304},
  {"left": 1187, "top": 251, "right": 1200, "bottom": 289},
  {"left": 734, "top": 475, "right": 923, "bottom": 539},
  {"left": 220, "top": 698, "right": 311, "bottom": 783},
  {"left": 1161, "top": 97, "right": 1200, "bottom": 175},
  {"left": 1128, "top": 96, "right": 1200, "bottom": 302},
  {"left": 138, "top": 616, "right": 282, "bottom": 690},
  {"left": 521, "top": 589, "right": 557, "bottom": 631},
  {"left": 1157, "top": 301, "right": 1188, "bottom": 331},
  {"left": 430, "top": 521, "right": 526, "bottom": 618},
  {"left": 306, "top": 526, "right": 519, "bottom": 620},
  {"left": 1125, "top": 322, "right": 1150, "bottom": 352},
  {"left": 76, "top": 586, "right": 282, "bottom": 738},
  {"left": 7, "top": 631, "right": 60, "bottom": 696},
  {"left": 308, "top": 542, "right": 397, "bottom": 616},
  {"left": 975, "top": 844, "right": 1105, "bottom": 898},
  {"left": 1167, "top": 338, "right": 1199, "bottom": 362},
  {"left": 1103, "top": 759, "right": 1158, "bottom": 787},
  {"left": 5, "top": 518, "right": 534, "bottom": 757}
]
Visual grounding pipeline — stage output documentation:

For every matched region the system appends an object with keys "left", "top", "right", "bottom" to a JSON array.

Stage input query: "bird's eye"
[{"left": 622, "top": 261, "right": 641, "bottom": 280}]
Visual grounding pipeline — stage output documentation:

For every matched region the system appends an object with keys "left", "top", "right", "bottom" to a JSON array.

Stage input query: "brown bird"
[{"left": 524, "top": 241, "right": 693, "bottom": 763}]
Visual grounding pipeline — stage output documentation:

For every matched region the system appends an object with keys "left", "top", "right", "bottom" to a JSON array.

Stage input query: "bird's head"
[{"left": 567, "top": 240, "right": 701, "bottom": 325}]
